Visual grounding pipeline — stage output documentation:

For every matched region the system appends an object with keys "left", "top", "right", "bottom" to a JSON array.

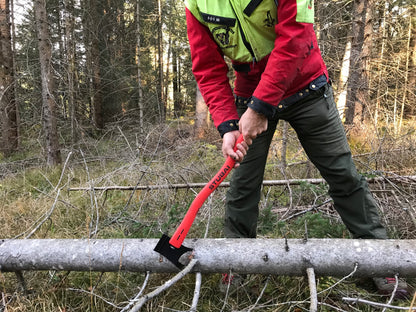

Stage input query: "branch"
[
  {"left": 120, "top": 272, "right": 150, "bottom": 312},
  {"left": 306, "top": 268, "right": 318, "bottom": 312},
  {"left": 342, "top": 297, "right": 416, "bottom": 310},
  {"left": 14, "top": 152, "right": 73, "bottom": 239},
  {"left": 128, "top": 258, "right": 198, "bottom": 312},
  {"left": 66, "top": 175, "right": 416, "bottom": 192},
  {"left": 190, "top": 272, "right": 202, "bottom": 312},
  {"left": 382, "top": 274, "right": 399, "bottom": 312}
]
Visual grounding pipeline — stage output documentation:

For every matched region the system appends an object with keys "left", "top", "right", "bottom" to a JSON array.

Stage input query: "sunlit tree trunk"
[
  {"left": 0, "top": 0, "right": 18, "bottom": 156},
  {"left": 34, "top": 0, "right": 61, "bottom": 165},
  {"left": 409, "top": 6, "right": 416, "bottom": 117},
  {"left": 336, "top": 41, "right": 351, "bottom": 121},
  {"left": 398, "top": 13, "right": 413, "bottom": 133},
  {"left": 374, "top": 1, "right": 387, "bottom": 127},
  {"left": 194, "top": 86, "right": 211, "bottom": 138},
  {"left": 345, "top": 0, "right": 369, "bottom": 125}
]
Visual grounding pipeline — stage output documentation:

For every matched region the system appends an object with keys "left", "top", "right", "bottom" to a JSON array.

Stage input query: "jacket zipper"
[{"left": 229, "top": 2, "right": 257, "bottom": 64}]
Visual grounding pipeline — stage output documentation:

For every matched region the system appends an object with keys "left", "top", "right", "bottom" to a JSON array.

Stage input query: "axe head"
[{"left": 154, "top": 234, "right": 193, "bottom": 269}]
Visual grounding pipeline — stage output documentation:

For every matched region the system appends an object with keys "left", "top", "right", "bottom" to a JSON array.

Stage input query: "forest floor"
[{"left": 0, "top": 119, "right": 415, "bottom": 311}]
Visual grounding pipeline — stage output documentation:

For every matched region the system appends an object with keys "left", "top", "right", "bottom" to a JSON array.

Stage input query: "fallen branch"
[
  {"left": 342, "top": 297, "right": 416, "bottom": 310},
  {"left": 190, "top": 272, "right": 202, "bottom": 312},
  {"left": 120, "top": 271, "right": 150, "bottom": 312},
  {"left": 67, "top": 175, "right": 416, "bottom": 192},
  {"left": 128, "top": 258, "right": 198, "bottom": 312},
  {"left": 306, "top": 268, "right": 318, "bottom": 312},
  {"left": 0, "top": 239, "right": 415, "bottom": 277}
]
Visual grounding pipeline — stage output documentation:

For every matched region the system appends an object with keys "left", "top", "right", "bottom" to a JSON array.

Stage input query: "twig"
[
  {"left": 245, "top": 275, "right": 271, "bottom": 312},
  {"left": 14, "top": 152, "right": 73, "bottom": 239},
  {"left": 317, "top": 263, "right": 358, "bottom": 295},
  {"left": 306, "top": 268, "right": 318, "bottom": 312},
  {"left": 128, "top": 259, "right": 199, "bottom": 312},
  {"left": 80, "top": 149, "right": 100, "bottom": 237},
  {"left": 118, "top": 126, "right": 134, "bottom": 157},
  {"left": 190, "top": 273, "right": 202, "bottom": 312},
  {"left": 220, "top": 269, "right": 233, "bottom": 312},
  {"left": 54, "top": 151, "right": 72, "bottom": 192},
  {"left": 67, "top": 287, "right": 122, "bottom": 309},
  {"left": 280, "top": 199, "right": 332, "bottom": 222},
  {"left": 120, "top": 272, "right": 150, "bottom": 312},
  {"left": 409, "top": 291, "right": 416, "bottom": 312},
  {"left": 23, "top": 189, "right": 61, "bottom": 239},
  {"left": 342, "top": 297, "right": 416, "bottom": 310}
]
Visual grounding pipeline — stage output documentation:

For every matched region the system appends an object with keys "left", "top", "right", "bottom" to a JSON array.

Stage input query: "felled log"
[
  {"left": 67, "top": 175, "right": 416, "bottom": 192},
  {"left": 0, "top": 239, "right": 415, "bottom": 277}
]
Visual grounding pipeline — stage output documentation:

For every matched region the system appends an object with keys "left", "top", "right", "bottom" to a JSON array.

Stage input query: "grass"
[{"left": 0, "top": 120, "right": 415, "bottom": 311}]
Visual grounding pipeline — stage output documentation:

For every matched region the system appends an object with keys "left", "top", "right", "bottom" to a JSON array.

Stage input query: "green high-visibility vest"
[{"left": 185, "top": 0, "right": 278, "bottom": 63}]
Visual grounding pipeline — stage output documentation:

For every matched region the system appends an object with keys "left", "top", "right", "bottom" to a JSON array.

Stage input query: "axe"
[{"left": 154, "top": 134, "right": 244, "bottom": 268}]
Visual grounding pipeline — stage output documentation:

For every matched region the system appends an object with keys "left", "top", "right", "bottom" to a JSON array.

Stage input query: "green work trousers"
[{"left": 225, "top": 84, "right": 388, "bottom": 239}]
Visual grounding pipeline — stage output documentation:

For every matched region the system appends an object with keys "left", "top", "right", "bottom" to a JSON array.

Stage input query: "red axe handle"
[{"left": 169, "top": 134, "right": 244, "bottom": 248}]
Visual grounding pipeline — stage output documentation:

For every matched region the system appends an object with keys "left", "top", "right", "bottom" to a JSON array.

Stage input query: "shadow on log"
[{"left": 0, "top": 239, "right": 415, "bottom": 277}]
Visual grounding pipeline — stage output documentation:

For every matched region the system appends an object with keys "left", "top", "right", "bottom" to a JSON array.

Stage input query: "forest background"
[{"left": 0, "top": 0, "right": 415, "bottom": 311}]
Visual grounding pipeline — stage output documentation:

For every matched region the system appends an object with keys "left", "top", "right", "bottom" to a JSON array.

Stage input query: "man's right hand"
[{"left": 239, "top": 107, "right": 268, "bottom": 145}]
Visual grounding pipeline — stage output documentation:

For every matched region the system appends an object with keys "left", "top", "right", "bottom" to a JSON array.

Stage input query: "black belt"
[
  {"left": 277, "top": 74, "right": 328, "bottom": 112},
  {"left": 235, "top": 74, "right": 328, "bottom": 112}
]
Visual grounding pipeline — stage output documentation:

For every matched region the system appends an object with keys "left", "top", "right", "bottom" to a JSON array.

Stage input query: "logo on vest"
[
  {"left": 263, "top": 10, "right": 275, "bottom": 27},
  {"left": 212, "top": 26, "right": 237, "bottom": 48}
]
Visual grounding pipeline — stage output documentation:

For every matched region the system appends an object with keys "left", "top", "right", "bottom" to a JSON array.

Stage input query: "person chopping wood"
[{"left": 184, "top": 0, "right": 409, "bottom": 298}]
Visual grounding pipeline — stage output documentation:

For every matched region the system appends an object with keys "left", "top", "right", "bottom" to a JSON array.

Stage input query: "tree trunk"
[
  {"left": 344, "top": 0, "right": 369, "bottom": 125},
  {"left": 336, "top": 41, "right": 351, "bottom": 120},
  {"left": 157, "top": 0, "right": 165, "bottom": 122},
  {"left": 374, "top": 0, "right": 387, "bottom": 127},
  {"left": 194, "top": 86, "right": 211, "bottom": 138},
  {"left": 0, "top": 0, "right": 18, "bottom": 157},
  {"left": 0, "top": 239, "right": 415, "bottom": 277},
  {"left": 409, "top": 6, "right": 416, "bottom": 116},
  {"left": 34, "top": 0, "right": 61, "bottom": 165},
  {"left": 135, "top": 0, "right": 144, "bottom": 134},
  {"left": 91, "top": 0, "right": 104, "bottom": 130},
  {"left": 64, "top": 0, "right": 77, "bottom": 143}
]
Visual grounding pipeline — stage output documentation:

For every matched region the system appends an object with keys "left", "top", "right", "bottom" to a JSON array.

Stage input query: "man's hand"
[
  {"left": 222, "top": 131, "right": 248, "bottom": 167},
  {"left": 239, "top": 107, "right": 268, "bottom": 145}
]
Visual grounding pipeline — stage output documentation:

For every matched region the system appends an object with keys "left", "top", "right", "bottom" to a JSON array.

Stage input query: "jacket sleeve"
[
  {"left": 249, "top": 0, "right": 320, "bottom": 118},
  {"left": 186, "top": 8, "right": 240, "bottom": 135}
]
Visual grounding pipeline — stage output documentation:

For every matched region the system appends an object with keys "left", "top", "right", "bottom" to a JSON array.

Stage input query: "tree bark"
[
  {"left": 344, "top": 0, "right": 369, "bottom": 125},
  {"left": 135, "top": 0, "right": 144, "bottom": 134},
  {"left": 194, "top": 86, "right": 211, "bottom": 138},
  {"left": 34, "top": 0, "right": 61, "bottom": 165},
  {"left": 409, "top": 6, "right": 416, "bottom": 117},
  {"left": 0, "top": 0, "right": 18, "bottom": 156},
  {"left": 157, "top": 0, "right": 165, "bottom": 122},
  {"left": 64, "top": 0, "right": 77, "bottom": 143},
  {"left": 0, "top": 239, "right": 415, "bottom": 277}
]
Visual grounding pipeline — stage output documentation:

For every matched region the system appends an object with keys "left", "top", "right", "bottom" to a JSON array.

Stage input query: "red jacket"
[{"left": 186, "top": 0, "right": 328, "bottom": 135}]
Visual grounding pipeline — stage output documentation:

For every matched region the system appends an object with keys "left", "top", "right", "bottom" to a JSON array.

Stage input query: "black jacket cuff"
[
  {"left": 247, "top": 96, "right": 276, "bottom": 119},
  {"left": 217, "top": 119, "right": 239, "bottom": 138}
]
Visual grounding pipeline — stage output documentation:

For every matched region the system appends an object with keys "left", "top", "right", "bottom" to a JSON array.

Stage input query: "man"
[{"left": 184, "top": 0, "right": 409, "bottom": 298}]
